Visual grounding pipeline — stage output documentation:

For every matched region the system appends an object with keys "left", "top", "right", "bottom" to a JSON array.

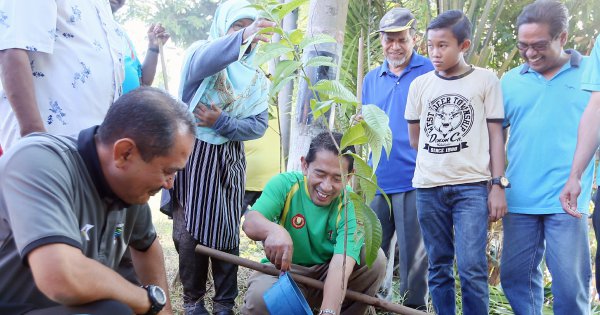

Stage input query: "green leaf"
[
  {"left": 348, "top": 192, "right": 382, "bottom": 268},
  {"left": 273, "top": 60, "right": 302, "bottom": 81},
  {"left": 340, "top": 123, "right": 368, "bottom": 148},
  {"left": 299, "top": 33, "right": 337, "bottom": 50},
  {"left": 274, "top": 0, "right": 308, "bottom": 21},
  {"left": 345, "top": 152, "right": 377, "bottom": 204},
  {"left": 254, "top": 43, "right": 295, "bottom": 66},
  {"left": 256, "top": 26, "right": 284, "bottom": 37},
  {"left": 269, "top": 75, "right": 297, "bottom": 98},
  {"left": 246, "top": 4, "right": 267, "bottom": 11},
  {"left": 304, "top": 56, "right": 338, "bottom": 68},
  {"left": 361, "top": 105, "right": 392, "bottom": 172},
  {"left": 288, "top": 29, "right": 305, "bottom": 45},
  {"left": 311, "top": 80, "right": 358, "bottom": 105},
  {"left": 310, "top": 99, "right": 334, "bottom": 120},
  {"left": 344, "top": 152, "right": 390, "bottom": 208}
]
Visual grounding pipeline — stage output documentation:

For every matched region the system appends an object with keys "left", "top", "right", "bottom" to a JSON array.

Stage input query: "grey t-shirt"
[{"left": 0, "top": 130, "right": 156, "bottom": 312}]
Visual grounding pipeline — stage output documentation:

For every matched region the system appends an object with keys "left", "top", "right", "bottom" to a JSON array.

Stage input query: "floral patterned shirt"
[{"left": 0, "top": 0, "right": 124, "bottom": 149}]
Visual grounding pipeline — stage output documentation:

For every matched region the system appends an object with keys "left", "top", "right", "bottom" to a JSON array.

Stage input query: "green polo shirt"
[{"left": 251, "top": 172, "right": 363, "bottom": 266}]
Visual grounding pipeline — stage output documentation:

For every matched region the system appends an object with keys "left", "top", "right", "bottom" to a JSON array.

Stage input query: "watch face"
[
  {"left": 500, "top": 177, "right": 509, "bottom": 187},
  {"left": 151, "top": 286, "right": 167, "bottom": 305}
]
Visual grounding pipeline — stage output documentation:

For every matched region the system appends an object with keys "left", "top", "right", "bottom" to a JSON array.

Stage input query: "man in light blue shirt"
[
  {"left": 561, "top": 33, "right": 600, "bottom": 298},
  {"left": 361, "top": 7, "right": 433, "bottom": 309},
  {"left": 501, "top": 1, "right": 593, "bottom": 314}
]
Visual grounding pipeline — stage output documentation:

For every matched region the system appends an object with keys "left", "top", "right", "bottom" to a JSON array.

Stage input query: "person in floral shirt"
[{"left": 0, "top": 0, "right": 124, "bottom": 150}]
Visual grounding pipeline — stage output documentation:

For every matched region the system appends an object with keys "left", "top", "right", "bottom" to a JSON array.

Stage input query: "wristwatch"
[
  {"left": 143, "top": 285, "right": 167, "bottom": 315},
  {"left": 490, "top": 176, "right": 511, "bottom": 189}
]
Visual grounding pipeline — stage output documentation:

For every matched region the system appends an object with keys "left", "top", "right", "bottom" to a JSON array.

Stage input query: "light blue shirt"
[
  {"left": 581, "top": 34, "right": 600, "bottom": 92},
  {"left": 502, "top": 50, "right": 593, "bottom": 214},
  {"left": 122, "top": 32, "right": 142, "bottom": 94}
]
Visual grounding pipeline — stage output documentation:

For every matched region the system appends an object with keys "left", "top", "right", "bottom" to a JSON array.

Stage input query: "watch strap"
[{"left": 143, "top": 285, "right": 165, "bottom": 315}]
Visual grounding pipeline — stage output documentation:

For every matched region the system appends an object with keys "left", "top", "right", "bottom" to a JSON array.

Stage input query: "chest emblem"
[
  {"left": 291, "top": 214, "right": 306, "bottom": 229},
  {"left": 113, "top": 223, "right": 124, "bottom": 242},
  {"left": 80, "top": 224, "right": 94, "bottom": 241},
  {"left": 424, "top": 93, "right": 474, "bottom": 154}
]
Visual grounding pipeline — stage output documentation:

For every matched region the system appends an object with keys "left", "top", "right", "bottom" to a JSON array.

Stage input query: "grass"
[{"left": 149, "top": 196, "right": 600, "bottom": 314}]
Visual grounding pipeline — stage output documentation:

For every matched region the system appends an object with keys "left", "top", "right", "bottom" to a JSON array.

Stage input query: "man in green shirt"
[{"left": 241, "top": 132, "right": 386, "bottom": 315}]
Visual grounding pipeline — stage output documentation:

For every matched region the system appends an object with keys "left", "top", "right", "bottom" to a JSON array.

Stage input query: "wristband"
[
  {"left": 148, "top": 47, "right": 159, "bottom": 54},
  {"left": 319, "top": 309, "right": 336, "bottom": 315}
]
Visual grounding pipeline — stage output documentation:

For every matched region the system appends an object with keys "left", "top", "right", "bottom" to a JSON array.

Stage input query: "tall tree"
[
  {"left": 286, "top": 0, "right": 350, "bottom": 171},
  {"left": 277, "top": 0, "right": 299, "bottom": 164}
]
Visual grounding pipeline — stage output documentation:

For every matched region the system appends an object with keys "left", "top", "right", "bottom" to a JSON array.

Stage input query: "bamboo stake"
[
  {"left": 195, "top": 244, "right": 428, "bottom": 315},
  {"left": 158, "top": 42, "right": 169, "bottom": 92},
  {"left": 356, "top": 30, "right": 364, "bottom": 107},
  {"left": 352, "top": 30, "right": 365, "bottom": 190}
]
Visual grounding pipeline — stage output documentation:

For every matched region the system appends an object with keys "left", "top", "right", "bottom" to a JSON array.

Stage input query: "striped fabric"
[{"left": 174, "top": 138, "right": 246, "bottom": 250}]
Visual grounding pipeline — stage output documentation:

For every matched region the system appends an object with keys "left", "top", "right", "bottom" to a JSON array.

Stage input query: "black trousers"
[{"left": 173, "top": 205, "right": 239, "bottom": 314}]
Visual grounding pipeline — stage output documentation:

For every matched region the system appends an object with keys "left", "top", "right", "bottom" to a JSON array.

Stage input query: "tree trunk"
[
  {"left": 278, "top": 0, "right": 298, "bottom": 167},
  {"left": 286, "top": 0, "right": 350, "bottom": 171}
]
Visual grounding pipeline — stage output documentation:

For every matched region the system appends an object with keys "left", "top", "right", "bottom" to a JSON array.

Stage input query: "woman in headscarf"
[{"left": 172, "top": 1, "right": 275, "bottom": 314}]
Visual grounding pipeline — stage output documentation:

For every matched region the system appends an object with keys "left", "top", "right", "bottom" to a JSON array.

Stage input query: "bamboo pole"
[
  {"left": 195, "top": 244, "right": 428, "bottom": 315},
  {"left": 158, "top": 42, "right": 169, "bottom": 92},
  {"left": 356, "top": 30, "right": 365, "bottom": 108}
]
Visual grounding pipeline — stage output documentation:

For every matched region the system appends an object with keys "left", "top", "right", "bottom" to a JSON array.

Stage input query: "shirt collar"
[
  {"left": 520, "top": 49, "right": 582, "bottom": 75},
  {"left": 77, "top": 126, "right": 129, "bottom": 209},
  {"left": 379, "top": 51, "right": 426, "bottom": 77}
]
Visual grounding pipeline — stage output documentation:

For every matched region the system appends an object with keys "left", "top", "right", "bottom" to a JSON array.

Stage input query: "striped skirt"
[{"left": 174, "top": 139, "right": 245, "bottom": 250}]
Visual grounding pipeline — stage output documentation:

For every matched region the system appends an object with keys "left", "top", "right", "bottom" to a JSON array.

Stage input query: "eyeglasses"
[{"left": 516, "top": 40, "right": 553, "bottom": 52}]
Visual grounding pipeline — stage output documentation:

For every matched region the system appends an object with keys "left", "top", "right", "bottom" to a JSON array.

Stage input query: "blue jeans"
[
  {"left": 593, "top": 192, "right": 600, "bottom": 298},
  {"left": 416, "top": 182, "right": 489, "bottom": 315},
  {"left": 500, "top": 213, "right": 591, "bottom": 315}
]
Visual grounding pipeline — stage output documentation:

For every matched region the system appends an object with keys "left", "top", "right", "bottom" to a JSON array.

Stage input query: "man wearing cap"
[{"left": 361, "top": 7, "right": 432, "bottom": 309}]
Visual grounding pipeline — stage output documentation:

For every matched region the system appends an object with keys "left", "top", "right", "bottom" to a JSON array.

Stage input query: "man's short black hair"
[
  {"left": 516, "top": 0, "right": 568, "bottom": 38},
  {"left": 305, "top": 131, "right": 355, "bottom": 172},
  {"left": 427, "top": 10, "right": 472, "bottom": 44},
  {"left": 97, "top": 87, "right": 196, "bottom": 162}
]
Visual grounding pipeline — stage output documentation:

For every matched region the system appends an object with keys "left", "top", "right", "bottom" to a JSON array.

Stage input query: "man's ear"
[
  {"left": 113, "top": 138, "right": 137, "bottom": 168},
  {"left": 300, "top": 156, "right": 308, "bottom": 175},
  {"left": 460, "top": 39, "right": 471, "bottom": 53},
  {"left": 346, "top": 168, "right": 355, "bottom": 182},
  {"left": 558, "top": 31, "right": 568, "bottom": 46},
  {"left": 411, "top": 32, "right": 418, "bottom": 44}
]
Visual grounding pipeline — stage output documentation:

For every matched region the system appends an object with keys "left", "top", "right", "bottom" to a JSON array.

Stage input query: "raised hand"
[
  {"left": 242, "top": 18, "right": 276, "bottom": 44},
  {"left": 147, "top": 23, "right": 170, "bottom": 49}
]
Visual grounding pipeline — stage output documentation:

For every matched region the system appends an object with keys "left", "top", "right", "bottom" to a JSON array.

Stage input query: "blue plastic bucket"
[{"left": 263, "top": 272, "right": 312, "bottom": 315}]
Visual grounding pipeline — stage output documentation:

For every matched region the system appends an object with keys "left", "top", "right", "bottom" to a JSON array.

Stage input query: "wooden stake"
[
  {"left": 195, "top": 244, "right": 428, "bottom": 315},
  {"left": 158, "top": 42, "right": 169, "bottom": 92},
  {"left": 356, "top": 29, "right": 365, "bottom": 108}
]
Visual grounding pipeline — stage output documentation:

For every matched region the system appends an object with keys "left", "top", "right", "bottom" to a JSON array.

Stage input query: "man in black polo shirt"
[{"left": 0, "top": 87, "right": 195, "bottom": 315}]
